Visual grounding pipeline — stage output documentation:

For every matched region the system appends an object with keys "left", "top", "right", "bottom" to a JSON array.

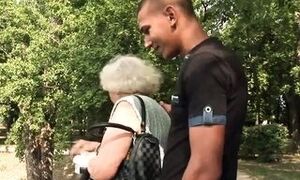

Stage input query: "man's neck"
[{"left": 179, "top": 21, "right": 209, "bottom": 56}]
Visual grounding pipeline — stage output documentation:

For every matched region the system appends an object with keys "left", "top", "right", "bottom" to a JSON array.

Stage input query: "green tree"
[
  {"left": 193, "top": 0, "right": 299, "bottom": 150},
  {"left": 0, "top": 0, "right": 145, "bottom": 178},
  {"left": 1, "top": 0, "right": 299, "bottom": 178}
]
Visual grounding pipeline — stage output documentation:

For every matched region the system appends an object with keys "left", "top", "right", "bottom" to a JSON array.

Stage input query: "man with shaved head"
[{"left": 137, "top": 0, "right": 247, "bottom": 179}]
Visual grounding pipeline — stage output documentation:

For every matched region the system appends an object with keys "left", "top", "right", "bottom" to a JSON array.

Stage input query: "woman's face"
[
  {"left": 108, "top": 92, "right": 120, "bottom": 103},
  {"left": 108, "top": 91, "right": 133, "bottom": 103}
]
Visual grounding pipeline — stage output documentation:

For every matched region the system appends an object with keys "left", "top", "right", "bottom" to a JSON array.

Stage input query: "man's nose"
[{"left": 144, "top": 37, "right": 152, "bottom": 48}]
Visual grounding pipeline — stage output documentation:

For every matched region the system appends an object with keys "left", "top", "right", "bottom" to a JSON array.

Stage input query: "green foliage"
[
  {"left": 219, "top": 0, "right": 299, "bottom": 123},
  {"left": 0, "top": 0, "right": 299, "bottom": 175},
  {"left": 0, "top": 0, "right": 147, "bottom": 160},
  {"left": 193, "top": 0, "right": 300, "bottom": 124},
  {"left": 239, "top": 124, "right": 289, "bottom": 162},
  {"left": 291, "top": 65, "right": 300, "bottom": 95}
]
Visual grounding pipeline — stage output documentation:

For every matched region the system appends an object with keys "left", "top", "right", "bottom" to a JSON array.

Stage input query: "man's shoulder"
[
  {"left": 194, "top": 39, "right": 234, "bottom": 59},
  {"left": 188, "top": 38, "right": 242, "bottom": 74},
  {"left": 184, "top": 47, "right": 224, "bottom": 73}
]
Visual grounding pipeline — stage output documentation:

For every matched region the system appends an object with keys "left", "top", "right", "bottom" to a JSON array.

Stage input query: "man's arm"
[
  {"left": 182, "top": 125, "right": 225, "bottom": 180},
  {"left": 182, "top": 53, "right": 229, "bottom": 179}
]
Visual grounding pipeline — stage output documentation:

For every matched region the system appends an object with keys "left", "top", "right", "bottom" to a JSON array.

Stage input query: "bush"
[{"left": 239, "top": 124, "right": 289, "bottom": 162}]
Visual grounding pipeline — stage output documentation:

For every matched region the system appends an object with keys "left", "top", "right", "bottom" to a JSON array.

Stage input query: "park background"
[{"left": 0, "top": 0, "right": 299, "bottom": 179}]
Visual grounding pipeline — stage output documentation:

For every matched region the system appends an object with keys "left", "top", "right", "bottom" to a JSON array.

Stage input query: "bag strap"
[
  {"left": 133, "top": 95, "right": 146, "bottom": 133},
  {"left": 88, "top": 122, "right": 135, "bottom": 134},
  {"left": 87, "top": 95, "right": 147, "bottom": 137},
  {"left": 88, "top": 122, "right": 136, "bottom": 156}
]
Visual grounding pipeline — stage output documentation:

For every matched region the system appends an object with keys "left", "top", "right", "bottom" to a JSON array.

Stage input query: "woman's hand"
[
  {"left": 70, "top": 139, "right": 100, "bottom": 156},
  {"left": 159, "top": 101, "right": 171, "bottom": 114}
]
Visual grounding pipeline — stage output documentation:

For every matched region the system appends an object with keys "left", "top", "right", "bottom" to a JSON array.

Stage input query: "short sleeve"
[
  {"left": 184, "top": 53, "right": 229, "bottom": 127},
  {"left": 109, "top": 100, "right": 141, "bottom": 132}
]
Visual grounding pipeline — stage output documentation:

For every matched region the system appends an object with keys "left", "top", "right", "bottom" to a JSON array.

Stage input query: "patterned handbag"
[{"left": 87, "top": 95, "right": 161, "bottom": 180}]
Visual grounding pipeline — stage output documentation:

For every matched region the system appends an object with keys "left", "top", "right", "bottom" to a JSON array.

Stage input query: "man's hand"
[
  {"left": 159, "top": 101, "right": 171, "bottom": 113},
  {"left": 70, "top": 139, "right": 100, "bottom": 156}
]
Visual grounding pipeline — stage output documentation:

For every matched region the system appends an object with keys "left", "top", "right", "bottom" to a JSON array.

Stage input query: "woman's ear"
[{"left": 163, "top": 5, "right": 177, "bottom": 28}]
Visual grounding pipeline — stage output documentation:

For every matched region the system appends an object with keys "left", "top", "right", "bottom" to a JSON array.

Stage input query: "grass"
[{"left": 239, "top": 155, "right": 300, "bottom": 180}]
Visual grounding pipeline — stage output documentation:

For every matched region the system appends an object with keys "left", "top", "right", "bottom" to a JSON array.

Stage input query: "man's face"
[{"left": 138, "top": 3, "right": 179, "bottom": 59}]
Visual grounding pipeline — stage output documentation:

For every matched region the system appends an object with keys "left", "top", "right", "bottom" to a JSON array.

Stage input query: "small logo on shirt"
[
  {"left": 184, "top": 54, "right": 190, "bottom": 60},
  {"left": 203, "top": 105, "right": 213, "bottom": 122},
  {"left": 204, "top": 106, "right": 212, "bottom": 113},
  {"left": 171, "top": 95, "right": 179, "bottom": 104}
]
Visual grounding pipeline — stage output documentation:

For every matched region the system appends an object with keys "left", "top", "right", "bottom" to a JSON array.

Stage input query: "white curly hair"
[{"left": 99, "top": 55, "right": 162, "bottom": 95}]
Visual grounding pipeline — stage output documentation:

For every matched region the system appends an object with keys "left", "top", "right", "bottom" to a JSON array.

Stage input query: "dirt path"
[{"left": 0, "top": 152, "right": 26, "bottom": 180}]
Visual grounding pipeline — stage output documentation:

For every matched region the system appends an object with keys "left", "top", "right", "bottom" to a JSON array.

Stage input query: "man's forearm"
[{"left": 182, "top": 159, "right": 222, "bottom": 180}]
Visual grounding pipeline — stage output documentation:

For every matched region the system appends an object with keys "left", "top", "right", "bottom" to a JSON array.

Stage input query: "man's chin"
[
  {"left": 162, "top": 53, "right": 177, "bottom": 60},
  {"left": 154, "top": 50, "right": 176, "bottom": 60},
  {"left": 157, "top": 54, "right": 172, "bottom": 60}
]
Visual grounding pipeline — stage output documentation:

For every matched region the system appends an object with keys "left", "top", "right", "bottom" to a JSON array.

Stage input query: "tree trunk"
[
  {"left": 24, "top": 124, "right": 54, "bottom": 180},
  {"left": 286, "top": 94, "right": 300, "bottom": 152}
]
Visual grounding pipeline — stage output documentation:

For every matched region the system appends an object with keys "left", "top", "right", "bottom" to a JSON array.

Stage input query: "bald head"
[{"left": 137, "top": 0, "right": 196, "bottom": 17}]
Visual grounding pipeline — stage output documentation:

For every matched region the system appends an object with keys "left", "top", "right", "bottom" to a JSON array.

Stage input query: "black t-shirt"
[{"left": 161, "top": 37, "right": 247, "bottom": 180}]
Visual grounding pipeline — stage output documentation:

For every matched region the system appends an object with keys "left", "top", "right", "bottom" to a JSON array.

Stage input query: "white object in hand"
[{"left": 73, "top": 151, "right": 96, "bottom": 174}]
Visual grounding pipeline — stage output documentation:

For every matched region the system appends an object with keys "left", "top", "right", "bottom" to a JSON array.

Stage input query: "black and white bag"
[{"left": 87, "top": 95, "right": 161, "bottom": 180}]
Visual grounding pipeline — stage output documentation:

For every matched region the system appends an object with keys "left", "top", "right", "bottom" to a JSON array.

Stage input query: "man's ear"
[{"left": 163, "top": 5, "right": 177, "bottom": 28}]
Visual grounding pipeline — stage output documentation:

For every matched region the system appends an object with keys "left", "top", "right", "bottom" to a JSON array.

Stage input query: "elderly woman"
[{"left": 70, "top": 55, "right": 170, "bottom": 180}]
